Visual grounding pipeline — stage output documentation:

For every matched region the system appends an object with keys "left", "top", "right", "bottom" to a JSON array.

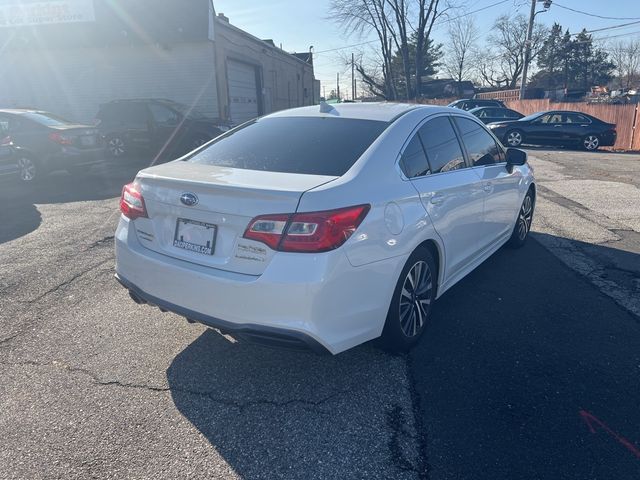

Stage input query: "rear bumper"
[
  {"left": 114, "top": 216, "right": 404, "bottom": 354},
  {"left": 115, "top": 273, "right": 330, "bottom": 354}
]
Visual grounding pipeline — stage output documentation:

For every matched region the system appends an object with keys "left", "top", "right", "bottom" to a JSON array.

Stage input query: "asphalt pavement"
[{"left": 1, "top": 149, "right": 639, "bottom": 479}]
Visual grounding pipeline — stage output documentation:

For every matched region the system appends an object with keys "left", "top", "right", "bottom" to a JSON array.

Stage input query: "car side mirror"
[{"left": 505, "top": 148, "right": 526, "bottom": 172}]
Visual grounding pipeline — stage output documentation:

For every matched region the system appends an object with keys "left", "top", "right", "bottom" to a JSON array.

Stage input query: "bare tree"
[
  {"left": 609, "top": 39, "right": 640, "bottom": 89},
  {"left": 414, "top": 0, "right": 442, "bottom": 97},
  {"left": 478, "top": 14, "right": 547, "bottom": 89},
  {"left": 443, "top": 16, "right": 477, "bottom": 92},
  {"left": 329, "top": 0, "right": 444, "bottom": 99},
  {"left": 329, "top": 0, "right": 396, "bottom": 99}
]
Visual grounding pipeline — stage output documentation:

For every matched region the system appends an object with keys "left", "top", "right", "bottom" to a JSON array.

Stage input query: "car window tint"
[
  {"left": 149, "top": 104, "right": 179, "bottom": 125},
  {"left": 189, "top": 117, "right": 389, "bottom": 176},
  {"left": 418, "top": 117, "right": 466, "bottom": 174},
  {"left": 536, "top": 114, "right": 552, "bottom": 124},
  {"left": 106, "top": 104, "right": 148, "bottom": 124},
  {"left": 400, "top": 134, "right": 430, "bottom": 178},
  {"left": 454, "top": 117, "right": 502, "bottom": 167},
  {"left": 506, "top": 110, "right": 521, "bottom": 118},
  {"left": 565, "top": 113, "right": 590, "bottom": 124}
]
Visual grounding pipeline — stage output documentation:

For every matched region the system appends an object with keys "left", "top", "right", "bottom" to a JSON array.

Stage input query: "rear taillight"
[
  {"left": 48, "top": 132, "right": 73, "bottom": 145},
  {"left": 120, "top": 183, "right": 148, "bottom": 220},
  {"left": 244, "top": 205, "right": 370, "bottom": 253},
  {"left": 0, "top": 135, "right": 11, "bottom": 146}
]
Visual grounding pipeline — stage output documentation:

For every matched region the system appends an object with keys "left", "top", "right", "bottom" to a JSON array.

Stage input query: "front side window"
[
  {"left": 418, "top": 117, "right": 466, "bottom": 174},
  {"left": 189, "top": 116, "right": 389, "bottom": 176},
  {"left": 454, "top": 117, "right": 503, "bottom": 167},
  {"left": 400, "top": 134, "right": 430, "bottom": 178}
]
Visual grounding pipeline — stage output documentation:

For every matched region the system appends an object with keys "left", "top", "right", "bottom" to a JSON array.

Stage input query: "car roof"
[
  {"left": 265, "top": 102, "right": 452, "bottom": 123},
  {"left": 0, "top": 109, "right": 47, "bottom": 114}
]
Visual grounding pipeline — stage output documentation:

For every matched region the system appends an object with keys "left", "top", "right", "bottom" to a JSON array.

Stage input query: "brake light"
[
  {"left": 0, "top": 135, "right": 11, "bottom": 146},
  {"left": 244, "top": 205, "right": 370, "bottom": 253},
  {"left": 120, "top": 183, "right": 148, "bottom": 220},
  {"left": 48, "top": 132, "right": 73, "bottom": 145}
]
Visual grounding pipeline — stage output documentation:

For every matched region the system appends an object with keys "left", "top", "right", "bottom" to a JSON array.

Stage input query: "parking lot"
[{"left": 1, "top": 149, "right": 639, "bottom": 479}]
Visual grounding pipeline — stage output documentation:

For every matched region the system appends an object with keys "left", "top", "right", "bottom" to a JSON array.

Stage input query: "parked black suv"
[
  {"left": 95, "top": 99, "right": 229, "bottom": 159},
  {"left": 447, "top": 98, "right": 507, "bottom": 111}
]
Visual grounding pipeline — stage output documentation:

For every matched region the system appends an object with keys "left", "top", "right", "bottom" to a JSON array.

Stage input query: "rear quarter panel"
[{"left": 297, "top": 108, "right": 445, "bottom": 272}]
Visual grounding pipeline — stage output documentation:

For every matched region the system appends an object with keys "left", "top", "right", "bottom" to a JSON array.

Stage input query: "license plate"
[
  {"left": 173, "top": 218, "right": 217, "bottom": 255},
  {"left": 80, "top": 136, "right": 96, "bottom": 147}
]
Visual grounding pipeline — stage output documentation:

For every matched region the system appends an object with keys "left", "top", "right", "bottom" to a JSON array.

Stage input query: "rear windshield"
[
  {"left": 187, "top": 116, "right": 389, "bottom": 176},
  {"left": 21, "top": 112, "right": 74, "bottom": 126}
]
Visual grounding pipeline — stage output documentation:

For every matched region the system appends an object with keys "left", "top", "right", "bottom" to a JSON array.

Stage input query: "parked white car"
[{"left": 115, "top": 103, "right": 535, "bottom": 354}]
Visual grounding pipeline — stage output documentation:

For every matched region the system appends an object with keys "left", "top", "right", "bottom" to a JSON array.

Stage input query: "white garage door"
[{"left": 227, "top": 60, "right": 259, "bottom": 124}]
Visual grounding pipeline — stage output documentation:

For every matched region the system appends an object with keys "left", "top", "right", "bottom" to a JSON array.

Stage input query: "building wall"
[
  {"left": 214, "top": 18, "right": 315, "bottom": 122},
  {"left": 0, "top": 42, "right": 219, "bottom": 123}
]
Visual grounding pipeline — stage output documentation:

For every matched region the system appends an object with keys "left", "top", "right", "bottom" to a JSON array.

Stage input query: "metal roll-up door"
[{"left": 227, "top": 60, "right": 259, "bottom": 124}]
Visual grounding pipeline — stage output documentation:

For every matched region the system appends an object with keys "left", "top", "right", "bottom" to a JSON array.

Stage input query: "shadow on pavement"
[
  {"left": 166, "top": 331, "right": 418, "bottom": 480},
  {"left": 0, "top": 156, "right": 152, "bottom": 244},
  {"left": 166, "top": 236, "right": 640, "bottom": 479},
  {"left": 410, "top": 237, "right": 640, "bottom": 479}
]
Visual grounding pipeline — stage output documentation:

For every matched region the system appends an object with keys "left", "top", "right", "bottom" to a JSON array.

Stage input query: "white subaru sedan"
[{"left": 115, "top": 103, "right": 535, "bottom": 354}]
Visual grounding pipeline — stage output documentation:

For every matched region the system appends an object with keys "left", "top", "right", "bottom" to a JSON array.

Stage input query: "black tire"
[
  {"left": 17, "top": 155, "right": 39, "bottom": 183},
  {"left": 504, "top": 129, "right": 524, "bottom": 147},
  {"left": 507, "top": 188, "right": 535, "bottom": 248},
  {"left": 107, "top": 135, "right": 127, "bottom": 158},
  {"left": 381, "top": 246, "right": 437, "bottom": 352},
  {"left": 582, "top": 134, "right": 600, "bottom": 151}
]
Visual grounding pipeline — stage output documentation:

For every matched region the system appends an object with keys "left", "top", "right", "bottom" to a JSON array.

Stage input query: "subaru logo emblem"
[{"left": 180, "top": 192, "right": 198, "bottom": 206}]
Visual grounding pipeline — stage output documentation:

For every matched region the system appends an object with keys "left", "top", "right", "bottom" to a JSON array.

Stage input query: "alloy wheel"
[
  {"left": 108, "top": 137, "right": 126, "bottom": 157},
  {"left": 399, "top": 260, "right": 433, "bottom": 337},
  {"left": 18, "top": 157, "right": 36, "bottom": 182},
  {"left": 506, "top": 131, "right": 522, "bottom": 147},
  {"left": 583, "top": 135, "right": 599, "bottom": 151},
  {"left": 518, "top": 194, "right": 534, "bottom": 241}
]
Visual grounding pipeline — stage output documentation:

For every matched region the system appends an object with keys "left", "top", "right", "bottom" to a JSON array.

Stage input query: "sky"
[{"left": 213, "top": 0, "right": 640, "bottom": 97}]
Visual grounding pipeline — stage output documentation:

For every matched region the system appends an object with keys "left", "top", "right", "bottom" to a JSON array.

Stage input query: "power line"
[
  {"left": 313, "top": 0, "right": 511, "bottom": 55},
  {"left": 553, "top": 3, "right": 640, "bottom": 21},
  {"left": 578, "top": 20, "right": 640, "bottom": 35}
]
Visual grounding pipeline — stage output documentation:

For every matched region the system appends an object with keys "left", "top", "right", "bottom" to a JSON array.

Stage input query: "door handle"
[
  {"left": 554, "top": 124, "right": 563, "bottom": 127},
  {"left": 430, "top": 193, "right": 445, "bottom": 206}
]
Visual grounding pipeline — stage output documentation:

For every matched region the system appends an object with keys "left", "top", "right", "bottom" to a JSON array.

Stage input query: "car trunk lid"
[{"left": 132, "top": 161, "right": 337, "bottom": 275}]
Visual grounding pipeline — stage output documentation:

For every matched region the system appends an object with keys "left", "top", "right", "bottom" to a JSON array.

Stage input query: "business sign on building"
[{"left": 0, "top": 0, "right": 95, "bottom": 28}]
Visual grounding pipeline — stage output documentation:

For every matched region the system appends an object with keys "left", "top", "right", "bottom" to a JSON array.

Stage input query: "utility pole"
[
  {"left": 520, "top": 0, "right": 551, "bottom": 100},
  {"left": 352, "top": 52, "right": 356, "bottom": 101},
  {"left": 337, "top": 73, "right": 340, "bottom": 101}
]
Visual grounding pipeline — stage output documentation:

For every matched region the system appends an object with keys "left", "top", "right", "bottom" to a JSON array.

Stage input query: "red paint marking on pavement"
[{"left": 579, "top": 410, "right": 640, "bottom": 459}]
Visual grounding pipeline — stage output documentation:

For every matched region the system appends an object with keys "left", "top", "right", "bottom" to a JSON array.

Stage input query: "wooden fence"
[
  {"left": 504, "top": 99, "right": 639, "bottom": 151},
  {"left": 413, "top": 97, "right": 639, "bottom": 150}
]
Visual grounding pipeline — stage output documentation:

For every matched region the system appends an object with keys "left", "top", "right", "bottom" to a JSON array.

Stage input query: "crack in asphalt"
[
  {"left": 0, "top": 359, "right": 349, "bottom": 413},
  {"left": 386, "top": 404, "right": 422, "bottom": 477},
  {"left": 1, "top": 259, "right": 113, "bottom": 348},
  {"left": 25, "top": 258, "right": 113, "bottom": 304},
  {"left": 85, "top": 235, "right": 115, "bottom": 251},
  {"left": 404, "top": 354, "right": 431, "bottom": 480}
]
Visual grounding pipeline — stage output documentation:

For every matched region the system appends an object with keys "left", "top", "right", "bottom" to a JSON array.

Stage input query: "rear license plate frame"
[{"left": 173, "top": 218, "right": 217, "bottom": 256}]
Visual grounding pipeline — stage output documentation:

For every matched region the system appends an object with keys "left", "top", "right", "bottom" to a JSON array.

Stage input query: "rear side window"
[
  {"left": 400, "top": 134, "right": 430, "bottom": 178},
  {"left": 418, "top": 117, "right": 466, "bottom": 174},
  {"left": 454, "top": 117, "right": 503, "bottom": 167},
  {"left": 189, "top": 117, "right": 388, "bottom": 176},
  {"left": 99, "top": 103, "right": 148, "bottom": 124}
]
